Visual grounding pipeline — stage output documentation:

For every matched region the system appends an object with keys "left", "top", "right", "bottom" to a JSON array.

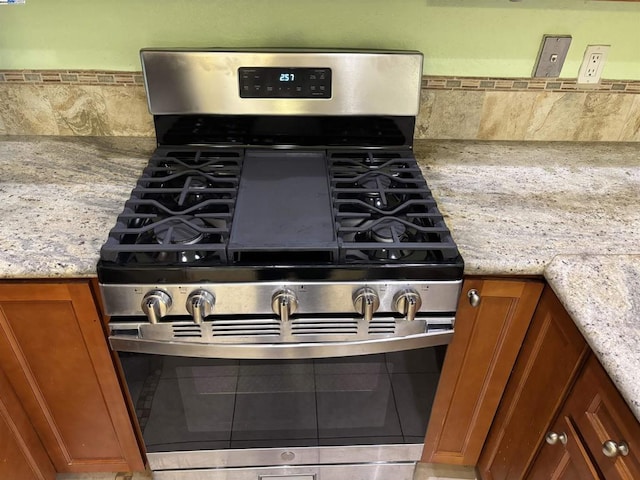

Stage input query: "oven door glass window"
[{"left": 119, "top": 347, "right": 445, "bottom": 452}]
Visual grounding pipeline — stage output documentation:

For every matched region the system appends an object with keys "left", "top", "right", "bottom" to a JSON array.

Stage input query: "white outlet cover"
[{"left": 577, "top": 45, "right": 610, "bottom": 85}]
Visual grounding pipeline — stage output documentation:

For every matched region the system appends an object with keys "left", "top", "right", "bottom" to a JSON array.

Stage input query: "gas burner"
[
  {"left": 171, "top": 176, "right": 210, "bottom": 207},
  {"left": 358, "top": 173, "right": 393, "bottom": 191},
  {"left": 371, "top": 219, "right": 407, "bottom": 243},
  {"left": 355, "top": 173, "right": 407, "bottom": 210},
  {"left": 153, "top": 217, "right": 206, "bottom": 245},
  {"left": 350, "top": 218, "right": 415, "bottom": 261}
]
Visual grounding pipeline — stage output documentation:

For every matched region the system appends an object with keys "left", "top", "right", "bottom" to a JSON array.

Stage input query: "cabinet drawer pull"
[
  {"left": 602, "top": 440, "right": 629, "bottom": 458},
  {"left": 468, "top": 289, "right": 481, "bottom": 307},
  {"left": 545, "top": 431, "right": 568, "bottom": 445}
]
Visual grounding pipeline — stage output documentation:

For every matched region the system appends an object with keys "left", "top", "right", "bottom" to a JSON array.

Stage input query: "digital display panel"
[{"left": 239, "top": 67, "right": 332, "bottom": 99}]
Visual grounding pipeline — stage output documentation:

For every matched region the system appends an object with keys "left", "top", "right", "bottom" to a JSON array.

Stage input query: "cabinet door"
[
  {"left": 0, "top": 281, "right": 143, "bottom": 473},
  {"left": 422, "top": 278, "right": 544, "bottom": 465},
  {"left": 0, "top": 367, "right": 55, "bottom": 480},
  {"left": 569, "top": 356, "right": 640, "bottom": 479},
  {"left": 477, "top": 286, "right": 589, "bottom": 480},
  {"left": 527, "top": 415, "right": 600, "bottom": 480}
]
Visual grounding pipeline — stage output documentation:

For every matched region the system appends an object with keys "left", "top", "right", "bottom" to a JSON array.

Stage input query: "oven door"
[{"left": 115, "top": 342, "right": 447, "bottom": 480}]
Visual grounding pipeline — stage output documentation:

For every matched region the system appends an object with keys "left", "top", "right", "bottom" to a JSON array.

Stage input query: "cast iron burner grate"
[
  {"left": 329, "top": 151, "right": 460, "bottom": 263},
  {"left": 100, "top": 147, "right": 461, "bottom": 268},
  {"left": 100, "top": 149, "right": 243, "bottom": 265}
]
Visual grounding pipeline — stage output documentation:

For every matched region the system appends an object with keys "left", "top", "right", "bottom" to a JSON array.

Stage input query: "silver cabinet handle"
[
  {"left": 602, "top": 440, "right": 629, "bottom": 457},
  {"left": 545, "top": 431, "right": 568, "bottom": 445},
  {"left": 468, "top": 289, "right": 481, "bottom": 307}
]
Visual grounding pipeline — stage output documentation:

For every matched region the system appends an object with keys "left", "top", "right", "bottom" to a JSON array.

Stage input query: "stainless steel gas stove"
[{"left": 98, "top": 49, "right": 463, "bottom": 480}]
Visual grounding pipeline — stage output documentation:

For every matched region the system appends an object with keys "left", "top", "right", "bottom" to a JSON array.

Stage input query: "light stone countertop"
[
  {"left": 1, "top": 136, "right": 639, "bottom": 420},
  {"left": 546, "top": 254, "right": 640, "bottom": 421},
  {"left": 413, "top": 140, "right": 640, "bottom": 275},
  {"left": 0, "top": 136, "right": 154, "bottom": 277}
]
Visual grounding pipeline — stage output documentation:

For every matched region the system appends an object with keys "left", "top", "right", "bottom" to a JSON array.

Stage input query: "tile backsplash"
[{"left": 1, "top": 70, "right": 639, "bottom": 141}]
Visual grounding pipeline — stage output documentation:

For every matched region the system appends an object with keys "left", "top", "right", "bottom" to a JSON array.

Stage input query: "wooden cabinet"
[
  {"left": 527, "top": 398, "right": 601, "bottom": 479},
  {"left": 478, "top": 286, "right": 640, "bottom": 480},
  {"left": 422, "top": 277, "right": 544, "bottom": 465},
  {"left": 528, "top": 355, "right": 640, "bottom": 479},
  {"left": 0, "top": 366, "right": 55, "bottom": 480},
  {"left": 0, "top": 281, "right": 143, "bottom": 474},
  {"left": 477, "top": 286, "right": 590, "bottom": 479}
]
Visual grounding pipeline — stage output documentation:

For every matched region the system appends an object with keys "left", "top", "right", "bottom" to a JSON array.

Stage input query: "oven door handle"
[{"left": 109, "top": 330, "right": 453, "bottom": 359}]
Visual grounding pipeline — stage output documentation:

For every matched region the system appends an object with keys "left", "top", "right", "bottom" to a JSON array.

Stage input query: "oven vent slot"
[
  {"left": 211, "top": 319, "right": 280, "bottom": 337},
  {"left": 368, "top": 318, "right": 396, "bottom": 335},
  {"left": 291, "top": 318, "right": 358, "bottom": 336},
  {"left": 172, "top": 325, "right": 204, "bottom": 338}
]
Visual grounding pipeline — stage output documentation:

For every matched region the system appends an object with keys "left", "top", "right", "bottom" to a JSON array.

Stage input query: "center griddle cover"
[{"left": 228, "top": 150, "right": 337, "bottom": 255}]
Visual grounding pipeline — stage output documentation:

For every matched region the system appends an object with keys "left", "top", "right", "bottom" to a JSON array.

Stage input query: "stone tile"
[
  {"left": 1, "top": 84, "right": 152, "bottom": 136},
  {"left": 523, "top": 91, "right": 585, "bottom": 141},
  {"left": 477, "top": 91, "right": 537, "bottom": 140},
  {"left": 619, "top": 94, "right": 640, "bottom": 141},
  {"left": 101, "top": 85, "right": 154, "bottom": 136},
  {"left": 416, "top": 90, "right": 484, "bottom": 140},
  {"left": 0, "top": 108, "right": 6, "bottom": 134},
  {"left": 573, "top": 92, "right": 635, "bottom": 141},
  {"left": 415, "top": 89, "right": 436, "bottom": 138},
  {"left": 47, "top": 84, "right": 111, "bottom": 135},
  {"left": 0, "top": 84, "right": 60, "bottom": 135}
]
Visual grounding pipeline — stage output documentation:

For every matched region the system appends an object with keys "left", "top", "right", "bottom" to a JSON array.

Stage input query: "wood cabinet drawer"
[{"left": 568, "top": 356, "right": 640, "bottom": 479}]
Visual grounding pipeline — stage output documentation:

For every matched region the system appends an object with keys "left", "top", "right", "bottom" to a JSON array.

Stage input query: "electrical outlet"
[
  {"left": 532, "top": 35, "right": 572, "bottom": 78},
  {"left": 577, "top": 45, "right": 610, "bottom": 84}
]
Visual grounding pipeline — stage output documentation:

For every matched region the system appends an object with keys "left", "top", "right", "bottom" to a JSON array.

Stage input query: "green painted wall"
[{"left": 1, "top": 0, "right": 639, "bottom": 79}]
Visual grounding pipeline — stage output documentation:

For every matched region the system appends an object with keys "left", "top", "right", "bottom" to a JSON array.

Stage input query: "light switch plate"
[{"left": 532, "top": 35, "right": 572, "bottom": 78}]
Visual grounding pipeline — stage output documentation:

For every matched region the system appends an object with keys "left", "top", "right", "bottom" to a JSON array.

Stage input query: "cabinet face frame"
[{"left": 0, "top": 281, "right": 144, "bottom": 473}]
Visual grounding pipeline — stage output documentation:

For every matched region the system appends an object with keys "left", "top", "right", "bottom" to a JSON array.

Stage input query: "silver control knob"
[
  {"left": 271, "top": 289, "right": 298, "bottom": 322},
  {"left": 141, "top": 290, "right": 172, "bottom": 324},
  {"left": 353, "top": 287, "right": 380, "bottom": 322},
  {"left": 602, "top": 440, "right": 629, "bottom": 458},
  {"left": 394, "top": 289, "right": 422, "bottom": 321},
  {"left": 545, "top": 431, "right": 568, "bottom": 446},
  {"left": 186, "top": 290, "right": 215, "bottom": 324}
]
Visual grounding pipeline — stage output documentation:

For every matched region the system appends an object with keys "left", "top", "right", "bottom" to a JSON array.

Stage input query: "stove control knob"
[
  {"left": 186, "top": 290, "right": 215, "bottom": 324},
  {"left": 272, "top": 289, "right": 298, "bottom": 323},
  {"left": 141, "top": 290, "right": 172, "bottom": 324},
  {"left": 353, "top": 287, "right": 380, "bottom": 322},
  {"left": 394, "top": 289, "right": 422, "bottom": 321}
]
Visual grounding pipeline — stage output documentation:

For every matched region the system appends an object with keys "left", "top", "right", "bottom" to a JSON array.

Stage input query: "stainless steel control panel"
[{"left": 101, "top": 280, "right": 462, "bottom": 321}]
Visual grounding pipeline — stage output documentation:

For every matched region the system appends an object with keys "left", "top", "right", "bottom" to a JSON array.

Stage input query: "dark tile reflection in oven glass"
[
  {"left": 316, "top": 358, "right": 402, "bottom": 443},
  {"left": 314, "top": 354, "right": 387, "bottom": 375},
  {"left": 135, "top": 357, "right": 240, "bottom": 452},
  {"left": 122, "top": 349, "right": 444, "bottom": 452},
  {"left": 390, "top": 372, "right": 440, "bottom": 437},
  {"left": 159, "top": 356, "right": 240, "bottom": 378},
  {"left": 142, "top": 376, "right": 235, "bottom": 451},
  {"left": 385, "top": 346, "right": 445, "bottom": 374},
  {"left": 231, "top": 360, "right": 318, "bottom": 446}
]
